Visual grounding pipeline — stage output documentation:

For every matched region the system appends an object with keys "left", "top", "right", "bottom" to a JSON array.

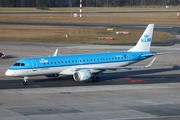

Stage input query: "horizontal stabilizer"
[
  {"left": 141, "top": 51, "right": 178, "bottom": 57},
  {"left": 156, "top": 51, "right": 178, "bottom": 55},
  {"left": 141, "top": 53, "right": 156, "bottom": 57}
]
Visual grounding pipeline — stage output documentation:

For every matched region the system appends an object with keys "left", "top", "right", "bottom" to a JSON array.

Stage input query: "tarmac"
[
  {"left": 1, "top": 42, "right": 180, "bottom": 120},
  {"left": 0, "top": 7, "right": 180, "bottom": 119}
]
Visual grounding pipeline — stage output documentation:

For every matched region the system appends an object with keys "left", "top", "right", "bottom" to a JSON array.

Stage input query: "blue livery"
[{"left": 5, "top": 24, "right": 156, "bottom": 85}]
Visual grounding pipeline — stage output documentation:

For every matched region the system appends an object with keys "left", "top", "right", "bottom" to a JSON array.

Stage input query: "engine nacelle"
[
  {"left": 73, "top": 70, "right": 92, "bottom": 81},
  {"left": 45, "top": 74, "right": 59, "bottom": 77}
]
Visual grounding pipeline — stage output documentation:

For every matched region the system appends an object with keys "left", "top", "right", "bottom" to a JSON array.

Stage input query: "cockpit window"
[
  {"left": 13, "top": 63, "right": 25, "bottom": 66},
  {"left": 21, "top": 63, "right": 25, "bottom": 66},
  {"left": 13, "top": 63, "right": 21, "bottom": 66}
]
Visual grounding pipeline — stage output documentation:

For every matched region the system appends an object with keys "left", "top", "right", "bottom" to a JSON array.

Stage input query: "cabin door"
[
  {"left": 127, "top": 53, "right": 132, "bottom": 61},
  {"left": 31, "top": 59, "right": 38, "bottom": 71}
]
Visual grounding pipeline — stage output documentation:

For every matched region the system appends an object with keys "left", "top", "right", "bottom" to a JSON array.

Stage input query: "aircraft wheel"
[
  {"left": 23, "top": 81, "right": 28, "bottom": 85},
  {"left": 92, "top": 77, "right": 100, "bottom": 82}
]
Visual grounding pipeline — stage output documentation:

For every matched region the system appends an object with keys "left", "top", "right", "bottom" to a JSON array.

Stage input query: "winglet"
[
  {"left": 53, "top": 49, "right": 58, "bottom": 56},
  {"left": 144, "top": 57, "right": 156, "bottom": 68}
]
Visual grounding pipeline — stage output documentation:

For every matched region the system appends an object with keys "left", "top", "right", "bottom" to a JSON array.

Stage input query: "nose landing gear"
[{"left": 23, "top": 76, "right": 28, "bottom": 85}]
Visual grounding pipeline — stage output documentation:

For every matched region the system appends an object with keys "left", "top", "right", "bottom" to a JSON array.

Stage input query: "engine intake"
[{"left": 73, "top": 70, "right": 92, "bottom": 81}]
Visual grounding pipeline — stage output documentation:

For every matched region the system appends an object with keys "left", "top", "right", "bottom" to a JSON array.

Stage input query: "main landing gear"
[
  {"left": 91, "top": 73, "right": 101, "bottom": 82},
  {"left": 23, "top": 76, "right": 28, "bottom": 85},
  {"left": 92, "top": 76, "right": 100, "bottom": 82}
]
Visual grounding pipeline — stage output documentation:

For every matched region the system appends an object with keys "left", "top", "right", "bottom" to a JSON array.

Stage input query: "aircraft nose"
[{"left": 5, "top": 69, "right": 14, "bottom": 76}]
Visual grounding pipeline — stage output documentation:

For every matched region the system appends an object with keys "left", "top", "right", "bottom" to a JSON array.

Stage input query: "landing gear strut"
[
  {"left": 92, "top": 76, "right": 100, "bottom": 82},
  {"left": 23, "top": 76, "right": 28, "bottom": 85}
]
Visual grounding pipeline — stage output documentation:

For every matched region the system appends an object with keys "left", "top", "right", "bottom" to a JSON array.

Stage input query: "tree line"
[{"left": 0, "top": 0, "right": 179, "bottom": 7}]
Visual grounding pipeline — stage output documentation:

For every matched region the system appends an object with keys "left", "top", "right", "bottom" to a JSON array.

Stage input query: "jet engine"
[{"left": 73, "top": 70, "right": 92, "bottom": 81}]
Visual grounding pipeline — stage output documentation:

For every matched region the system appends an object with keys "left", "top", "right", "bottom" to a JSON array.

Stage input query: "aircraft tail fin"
[{"left": 128, "top": 24, "right": 154, "bottom": 52}]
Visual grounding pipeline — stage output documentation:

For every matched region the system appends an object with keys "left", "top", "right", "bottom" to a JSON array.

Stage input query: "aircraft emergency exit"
[{"left": 5, "top": 24, "right": 157, "bottom": 85}]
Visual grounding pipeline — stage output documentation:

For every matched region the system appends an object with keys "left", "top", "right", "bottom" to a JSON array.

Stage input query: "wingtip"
[
  {"left": 145, "top": 57, "right": 156, "bottom": 68},
  {"left": 53, "top": 49, "right": 58, "bottom": 56}
]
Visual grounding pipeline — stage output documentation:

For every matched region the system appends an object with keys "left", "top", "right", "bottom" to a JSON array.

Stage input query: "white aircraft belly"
[{"left": 60, "top": 61, "right": 130, "bottom": 75}]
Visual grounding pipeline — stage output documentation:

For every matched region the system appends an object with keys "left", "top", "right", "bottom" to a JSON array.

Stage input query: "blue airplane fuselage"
[{"left": 9, "top": 51, "right": 152, "bottom": 71}]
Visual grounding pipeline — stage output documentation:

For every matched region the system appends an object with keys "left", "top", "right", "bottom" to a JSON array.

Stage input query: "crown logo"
[
  {"left": 141, "top": 34, "right": 151, "bottom": 42},
  {"left": 40, "top": 58, "right": 48, "bottom": 63},
  {"left": 144, "top": 34, "right": 149, "bottom": 38}
]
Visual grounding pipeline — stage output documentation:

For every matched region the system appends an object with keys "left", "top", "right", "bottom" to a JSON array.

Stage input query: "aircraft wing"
[
  {"left": 53, "top": 49, "right": 58, "bottom": 56},
  {"left": 74, "top": 57, "right": 156, "bottom": 71}
]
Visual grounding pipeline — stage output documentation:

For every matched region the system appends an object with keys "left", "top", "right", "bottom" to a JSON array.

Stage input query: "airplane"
[
  {"left": 0, "top": 52, "right": 5, "bottom": 58},
  {"left": 5, "top": 24, "right": 157, "bottom": 85}
]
